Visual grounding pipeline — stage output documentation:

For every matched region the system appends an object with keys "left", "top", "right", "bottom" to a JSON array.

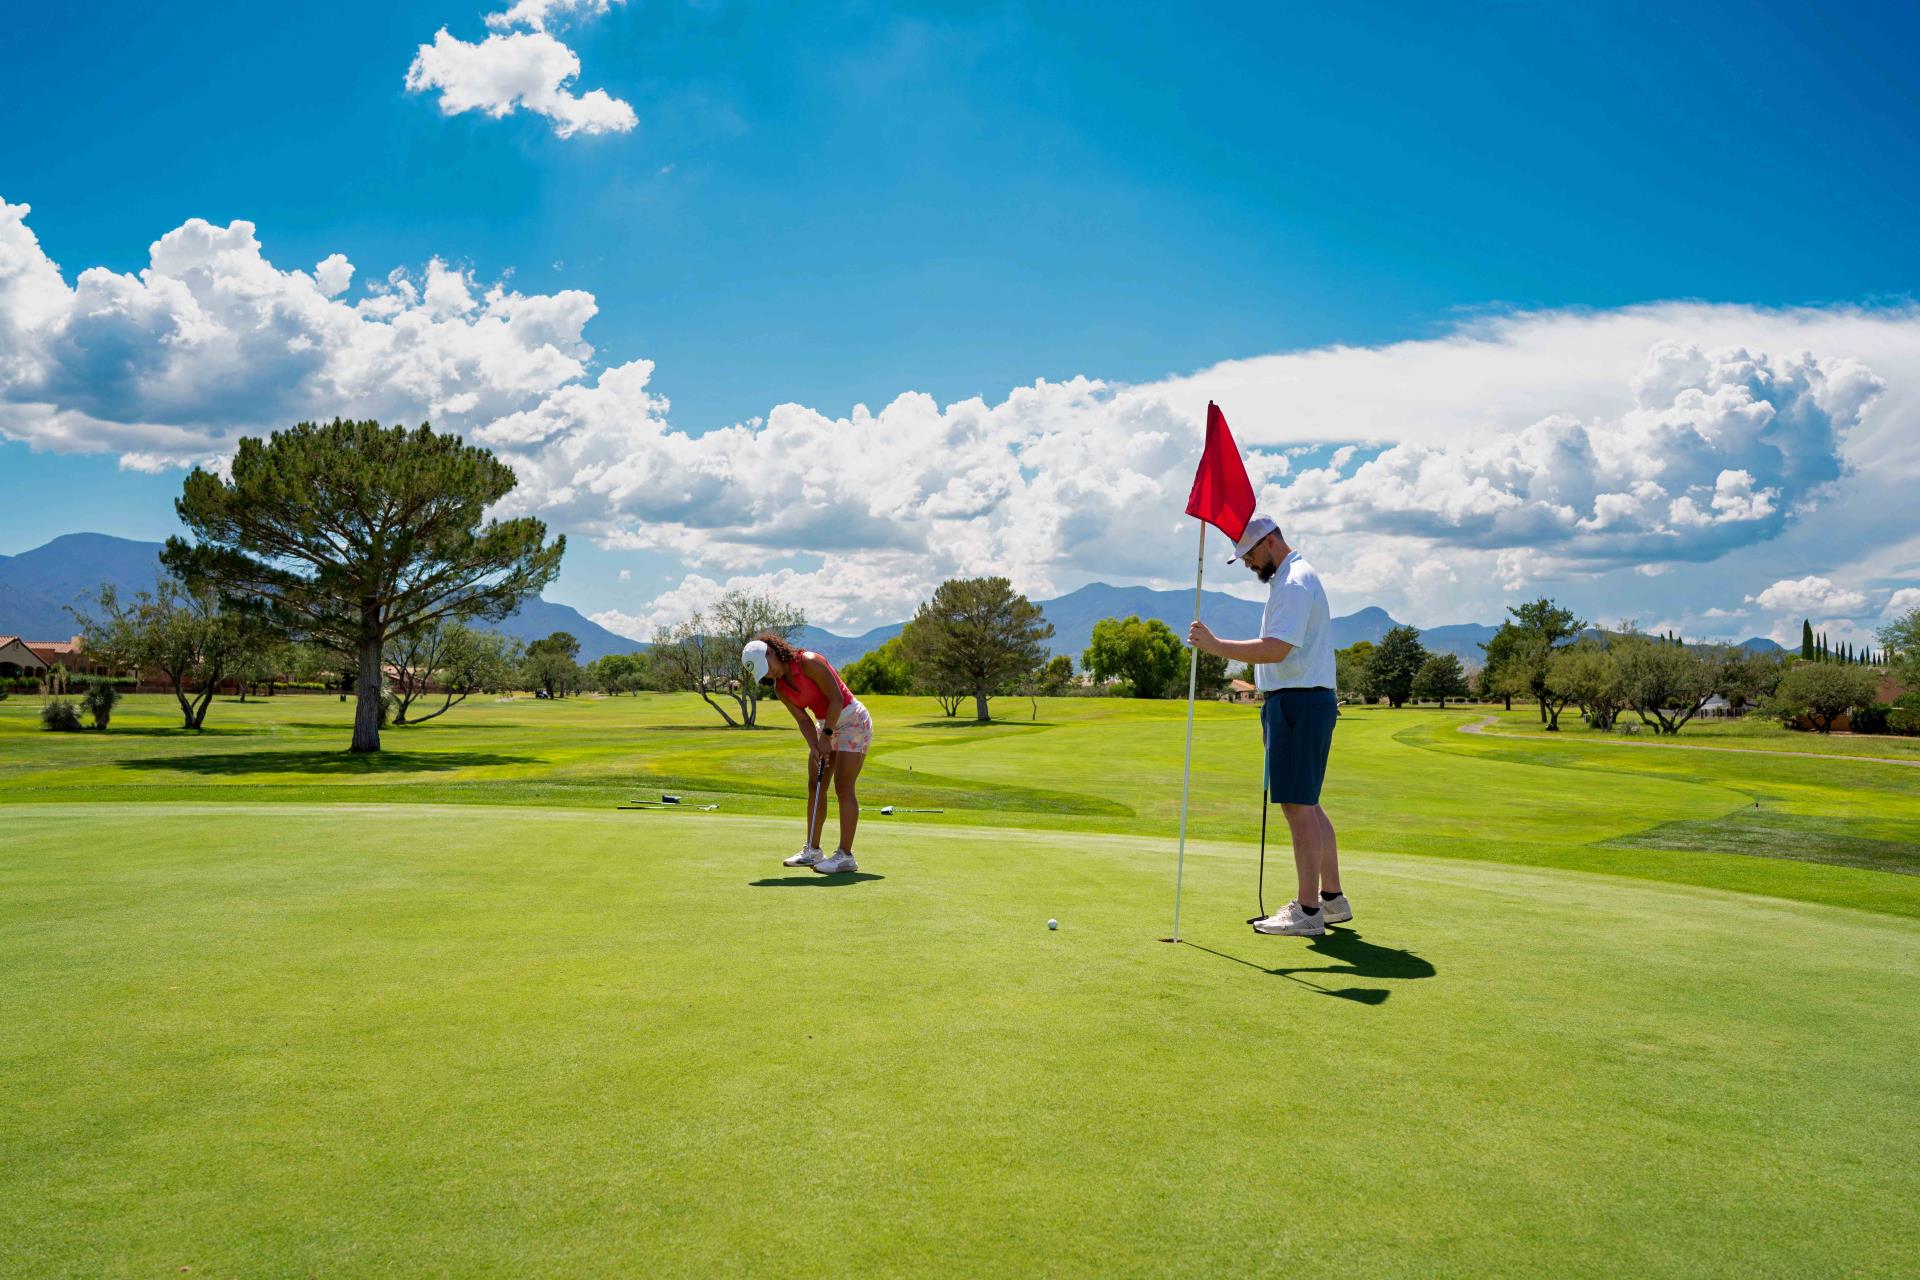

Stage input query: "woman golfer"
[{"left": 742, "top": 632, "right": 873, "bottom": 874}]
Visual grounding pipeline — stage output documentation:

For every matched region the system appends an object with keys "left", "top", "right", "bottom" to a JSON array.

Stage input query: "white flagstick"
[{"left": 1171, "top": 517, "right": 1207, "bottom": 943}]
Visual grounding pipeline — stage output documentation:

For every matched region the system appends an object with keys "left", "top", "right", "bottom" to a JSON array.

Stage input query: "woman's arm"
[{"left": 775, "top": 684, "right": 824, "bottom": 752}]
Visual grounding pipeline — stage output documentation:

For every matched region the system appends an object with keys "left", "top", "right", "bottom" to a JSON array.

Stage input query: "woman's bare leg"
[{"left": 833, "top": 749, "right": 866, "bottom": 851}]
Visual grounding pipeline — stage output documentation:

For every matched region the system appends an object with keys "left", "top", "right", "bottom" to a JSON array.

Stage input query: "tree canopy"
[
  {"left": 1082, "top": 614, "right": 1186, "bottom": 698},
  {"left": 1370, "top": 625, "right": 1428, "bottom": 708}
]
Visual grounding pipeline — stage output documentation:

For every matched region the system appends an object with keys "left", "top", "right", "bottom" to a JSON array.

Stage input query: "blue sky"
[{"left": 3, "top": 0, "right": 1918, "bottom": 644}]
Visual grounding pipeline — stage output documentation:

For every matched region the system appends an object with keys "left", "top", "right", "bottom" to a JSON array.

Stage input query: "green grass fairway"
[{"left": 4, "top": 693, "right": 1918, "bottom": 1276}]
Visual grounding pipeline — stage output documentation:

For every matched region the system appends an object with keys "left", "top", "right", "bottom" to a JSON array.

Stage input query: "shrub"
[
  {"left": 40, "top": 698, "right": 83, "bottom": 732},
  {"left": 79, "top": 679, "right": 121, "bottom": 730},
  {"left": 1897, "top": 691, "right": 1920, "bottom": 711},
  {"left": 1889, "top": 707, "right": 1920, "bottom": 736},
  {"left": 1851, "top": 703, "right": 1892, "bottom": 735}
]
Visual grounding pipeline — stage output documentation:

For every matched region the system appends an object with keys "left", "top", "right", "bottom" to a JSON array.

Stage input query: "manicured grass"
[
  {"left": 1481, "top": 703, "right": 1920, "bottom": 759},
  {"left": 3, "top": 691, "right": 1918, "bottom": 1275},
  {"left": 4, "top": 805, "right": 1917, "bottom": 1278},
  {"left": 4, "top": 694, "right": 1917, "bottom": 918}
]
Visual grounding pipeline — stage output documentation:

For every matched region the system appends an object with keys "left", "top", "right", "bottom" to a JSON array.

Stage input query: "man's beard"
[{"left": 1254, "top": 560, "right": 1278, "bottom": 583}]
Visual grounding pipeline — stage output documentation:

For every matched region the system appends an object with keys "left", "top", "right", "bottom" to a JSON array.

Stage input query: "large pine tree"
[{"left": 165, "top": 419, "right": 565, "bottom": 753}]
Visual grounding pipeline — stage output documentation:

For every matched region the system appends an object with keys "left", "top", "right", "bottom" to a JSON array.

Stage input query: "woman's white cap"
[{"left": 742, "top": 639, "right": 771, "bottom": 679}]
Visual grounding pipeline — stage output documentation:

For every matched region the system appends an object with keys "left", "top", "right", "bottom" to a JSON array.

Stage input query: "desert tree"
[
  {"left": 1615, "top": 636, "right": 1720, "bottom": 735},
  {"left": 653, "top": 592, "right": 806, "bottom": 727},
  {"left": 389, "top": 621, "right": 521, "bottom": 723},
  {"left": 522, "top": 632, "right": 583, "bottom": 698},
  {"left": 75, "top": 577, "right": 270, "bottom": 731},
  {"left": 1770, "top": 661, "right": 1880, "bottom": 733},
  {"left": 162, "top": 420, "right": 562, "bottom": 753},
  {"left": 1485, "top": 599, "right": 1586, "bottom": 723},
  {"left": 905, "top": 577, "right": 1052, "bottom": 722},
  {"left": 1546, "top": 641, "right": 1625, "bottom": 730}
]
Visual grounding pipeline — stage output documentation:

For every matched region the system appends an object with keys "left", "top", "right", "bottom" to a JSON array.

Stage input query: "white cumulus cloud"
[
  {"left": 586, "top": 608, "right": 652, "bottom": 641},
  {"left": 406, "top": 1, "right": 633, "bottom": 140},
  {"left": 4, "top": 196, "right": 1920, "bottom": 635},
  {"left": 487, "top": 0, "right": 617, "bottom": 31},
  {"left": 1884, "top": 587, "right": 1920, "bottom": 619},
  {"left": 1747, "top": 575, "right": 1870, "bottom": 615}
]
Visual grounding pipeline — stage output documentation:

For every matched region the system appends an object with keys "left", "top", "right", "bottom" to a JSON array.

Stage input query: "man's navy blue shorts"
[{"left": 1261, "top": 687, "right": 1339, "bottom": 805}]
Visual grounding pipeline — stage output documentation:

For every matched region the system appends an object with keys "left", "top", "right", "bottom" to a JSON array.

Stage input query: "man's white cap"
[
  {"left": 1228, "top": 513, "right": 1279, "bottom": 562},
  {"left": 742, "top": 639, "right": 771, "bottom": 680}
]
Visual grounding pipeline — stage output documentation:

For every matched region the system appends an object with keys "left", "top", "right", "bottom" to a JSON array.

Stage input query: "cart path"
[{"left": 1458, "top": 714, "right": 1920, "bottom": 768}]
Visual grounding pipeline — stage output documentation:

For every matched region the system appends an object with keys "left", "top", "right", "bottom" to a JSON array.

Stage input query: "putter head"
[
  {"left": 880, "top": 805, "right": 895, "bottom": 815},
  {"left": 661, "top": 795, "right": 680, "bottom": 804}
]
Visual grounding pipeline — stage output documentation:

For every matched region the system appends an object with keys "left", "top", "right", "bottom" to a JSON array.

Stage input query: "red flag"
[{"left": 1184, "top": 402, "right": 1255, "bottom": 540}]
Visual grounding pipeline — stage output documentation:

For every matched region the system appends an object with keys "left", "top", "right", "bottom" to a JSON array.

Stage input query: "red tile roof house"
[
  {"left": 0, "top": 635, "right": 126, "bottom": 693},
  {"left": 0, "top": 635, "right": 52, "bottom": 682}
]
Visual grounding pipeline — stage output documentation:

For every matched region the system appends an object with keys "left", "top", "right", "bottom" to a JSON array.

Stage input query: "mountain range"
[
  {"left": 1, "top": 533, "right": 1786, "bottom": 666},
  {"left": 0, "top": 533, "right": 641, "bottom": 659}
]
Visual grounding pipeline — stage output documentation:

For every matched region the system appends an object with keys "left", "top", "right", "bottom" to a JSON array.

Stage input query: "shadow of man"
[
  {"left": 1186, "top": 926, "right": 1435, "bottom": 1005},
  {"left": 748, "top": 873, "right": 887, "bottom": 887}
]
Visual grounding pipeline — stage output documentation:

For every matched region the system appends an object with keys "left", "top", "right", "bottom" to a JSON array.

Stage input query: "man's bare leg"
[
  {"left": 1315, "top": 805, "right": 1342, "bottom": 898},
  {"left": 1280, "top": 802, "right": 1323, "bottom": 908}
]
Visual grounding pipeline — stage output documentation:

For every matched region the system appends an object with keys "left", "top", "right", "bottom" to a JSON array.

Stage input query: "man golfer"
[
  {"left": 1188, "top": 514, "right": 1348, "bottom": 936},
  {"left": 742, "top": 632, "right": 871, "bottom": 874}
]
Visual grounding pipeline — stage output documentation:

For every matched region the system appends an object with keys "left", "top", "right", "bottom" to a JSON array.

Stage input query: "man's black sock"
[
  {"left": 1301, "top": 904, "right": 1320, "bottom": 916},
  {"left": 1323, "top": 889, "right": 1343, "bottom": 899}
]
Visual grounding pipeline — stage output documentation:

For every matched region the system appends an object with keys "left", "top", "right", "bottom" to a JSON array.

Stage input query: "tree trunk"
[
  {"left": 974, "top": 688, "right": 991, "bottom": 722},
  {"left": 351, "top": 629, "right": 383, "bottom": 753},
  {"left": 171, "top": 671, "right": 197, "bottom": 729}
]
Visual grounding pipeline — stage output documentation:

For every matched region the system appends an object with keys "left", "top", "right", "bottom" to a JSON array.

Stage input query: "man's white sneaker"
[
  {"left": 1320, "top": 893, "right": 1352, "bottom": 924},
  {"left": 812, "top": 849, "right": 859, "bottom": 875},
  {"left": 783, "top": 846, "right": 823, "bottom": 867},
  {"left": 1253, "top": 900, "right": 1326, "bottom": 936}
]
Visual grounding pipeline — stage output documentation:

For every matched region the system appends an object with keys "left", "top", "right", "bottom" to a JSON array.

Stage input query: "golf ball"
[{"left": 1047, "top": 918, "right": 1059, "bottom": 930}]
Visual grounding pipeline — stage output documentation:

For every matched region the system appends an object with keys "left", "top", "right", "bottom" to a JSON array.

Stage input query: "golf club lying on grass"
[
  {"left": 618, "top": 800, "right": 719, "bottom": 811},
  {"left": 879, "top": 805, "right": 943, "bottom": 815}
]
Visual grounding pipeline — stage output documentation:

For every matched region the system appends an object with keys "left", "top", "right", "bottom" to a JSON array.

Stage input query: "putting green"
[{"left": 4, "top": 803, "right": 1917, "bottom": 1277}]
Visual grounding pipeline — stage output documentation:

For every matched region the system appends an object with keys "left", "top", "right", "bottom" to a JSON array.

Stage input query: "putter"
[
  {"left": 1246, "top": 784, "right": 1269, "bottom": 926},
  {"left": 879, "top": 805, "right": 944, "bottom": 815},
  {"left": 806, "top": 754, "right": 829, "bottom": 850},
  {"left": 1248, "top": 725, "right": 1271, "bottom": 926}
]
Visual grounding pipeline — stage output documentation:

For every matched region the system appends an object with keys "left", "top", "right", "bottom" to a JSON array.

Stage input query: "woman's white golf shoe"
[{"left": 784, "top": 846, "right": 823, "bottom": 867}]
